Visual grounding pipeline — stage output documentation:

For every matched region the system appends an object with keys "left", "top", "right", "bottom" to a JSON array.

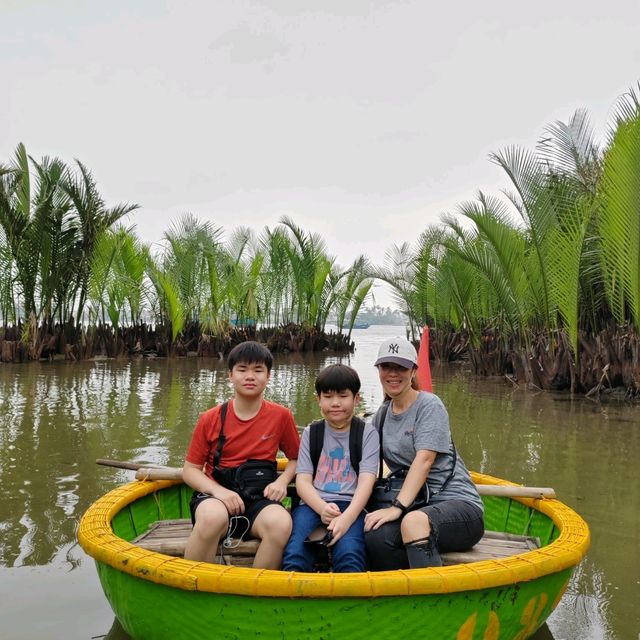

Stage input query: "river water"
[{"left": 0, "top": 325, "right": 638, "bottom": 639}]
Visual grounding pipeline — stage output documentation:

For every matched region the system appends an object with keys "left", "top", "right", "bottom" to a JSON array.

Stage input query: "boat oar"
[
  {"left": 96, "top": 459, "right": 556, "bottom": 499},
  {"left": 134, "top": 467, "right": 184, "bottom": 481},
  {"left": 476, "top": 485, "right": 555, "bottom": 499},
  {"left": 96, "top": 458, "right": 172, "bottom": 471}
]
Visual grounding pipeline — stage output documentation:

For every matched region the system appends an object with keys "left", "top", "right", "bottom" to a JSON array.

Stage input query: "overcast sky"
[{"left": 3, "top": 0, "right": 640, "bottom": 307}]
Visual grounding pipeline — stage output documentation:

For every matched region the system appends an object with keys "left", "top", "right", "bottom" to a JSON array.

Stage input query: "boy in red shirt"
[{"left": 183, "top": 341, "right": 300, "bottom": 568}]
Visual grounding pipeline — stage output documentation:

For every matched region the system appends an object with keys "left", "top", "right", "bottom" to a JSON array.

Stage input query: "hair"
[
  {"left": 315, "top": 364, "right": 361, "bottom": 396},
  {"left": 227, "top": 341, "right": 274, "bottom": 372}
]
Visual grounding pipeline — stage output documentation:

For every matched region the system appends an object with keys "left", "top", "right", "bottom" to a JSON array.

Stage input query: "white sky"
[{"left": 3, "top": 0, "right": 640, "bottom": 307}]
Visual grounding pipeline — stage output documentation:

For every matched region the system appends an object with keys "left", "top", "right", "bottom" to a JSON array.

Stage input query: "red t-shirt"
[{"left": 185, "top": 399, "right": 300, "bottom": 476}]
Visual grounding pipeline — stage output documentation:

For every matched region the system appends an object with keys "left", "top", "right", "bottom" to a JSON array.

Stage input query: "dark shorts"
[
  {"left": 365, "top": 500, "right": 484, "bottom": 571},
  {"left": 189, "top": 491, "right": 285, "bottom": 540},
  {"left": 416, "top": 500, "right": 484, "bottom": 552}
]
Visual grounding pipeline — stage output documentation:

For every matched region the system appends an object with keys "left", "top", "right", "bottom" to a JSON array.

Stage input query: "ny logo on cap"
[{"left": 388, "top": 343, "right": 399, "bottom": 354}]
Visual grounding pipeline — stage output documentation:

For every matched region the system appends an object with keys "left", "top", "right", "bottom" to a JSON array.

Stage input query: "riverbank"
[
  {"left": 0, "top": 321, "right": 353, "bottom": 363},
  {"left": 3, "top": 319, "right": 639, "bottom": 399},
  {"left": 430, "top": 325, "right": 640, "bottom": 397}
]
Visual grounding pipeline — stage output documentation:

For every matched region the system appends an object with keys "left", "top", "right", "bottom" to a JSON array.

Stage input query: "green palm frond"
[
  {"left": 599, "top": 108, "right": 640, "bottom": 329},
  {"left": 546, "top": 197, "right": 593, "bottom": 357}
]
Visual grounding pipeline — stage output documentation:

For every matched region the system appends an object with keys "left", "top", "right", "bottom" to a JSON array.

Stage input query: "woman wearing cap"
[{"left": 363, "top": 336, "right": 484, "bottom": 570}]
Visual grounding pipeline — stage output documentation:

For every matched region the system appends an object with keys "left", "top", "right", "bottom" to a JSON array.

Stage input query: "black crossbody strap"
[
  {"left": 432, "top": 442, "right": 458, "bottom": 496},
  {"left": 376, "top": 402, "right": 391, "bottom": 481},
  {"left": 212, "top": 401, "right": 230, "bottom": 470}
]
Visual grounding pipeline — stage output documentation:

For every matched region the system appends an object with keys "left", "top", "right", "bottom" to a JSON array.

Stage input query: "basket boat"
[{"left": 78, "top": 470, "right": 588, "bottom": 640}]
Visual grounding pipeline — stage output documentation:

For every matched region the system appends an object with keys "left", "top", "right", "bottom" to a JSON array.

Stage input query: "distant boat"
[
  {"left": 352, "top": 322, "right": 370, "bottom": 329},
  {"left": 230, "top": 317, "right": 256, "bottom": 327}
]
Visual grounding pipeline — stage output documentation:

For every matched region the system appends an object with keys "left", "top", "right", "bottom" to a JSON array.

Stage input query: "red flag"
[{"left": 416, "top": 326, "right": 432, "bottom": 392}]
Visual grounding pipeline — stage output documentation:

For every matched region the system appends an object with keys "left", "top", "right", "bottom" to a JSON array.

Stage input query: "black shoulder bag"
[
  {"left": 366, "top": 402, "right": 457, "bottom": 513},
  {"left": 212, "top": 401, "right": 278, "bottom": 502}
]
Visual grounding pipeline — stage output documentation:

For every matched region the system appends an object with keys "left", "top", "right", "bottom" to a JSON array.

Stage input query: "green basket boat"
[{"left": 78, "top": 471, "right": 589, "bottom": 640}]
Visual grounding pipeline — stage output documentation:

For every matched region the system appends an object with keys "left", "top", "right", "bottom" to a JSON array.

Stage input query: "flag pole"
[{"left": 416, "top": 326, "right": 432, "bottom": 392}]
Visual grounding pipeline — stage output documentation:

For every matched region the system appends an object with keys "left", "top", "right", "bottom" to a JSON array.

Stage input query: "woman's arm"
[
  {"left": 363, "top": 450, "right": 436, "bottom": 531},
  {"left": 396, "top": 449, "right": 436, "bottom": 507}
]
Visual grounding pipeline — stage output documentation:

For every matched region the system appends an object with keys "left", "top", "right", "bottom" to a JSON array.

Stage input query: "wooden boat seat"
[{"left": 132, "top": 518, "right": 540, "bottom": 568}]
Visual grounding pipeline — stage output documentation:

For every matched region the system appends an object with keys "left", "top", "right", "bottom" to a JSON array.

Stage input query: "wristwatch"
[{"left": 391, "top": 497, "right": 408, "bottom": 515}]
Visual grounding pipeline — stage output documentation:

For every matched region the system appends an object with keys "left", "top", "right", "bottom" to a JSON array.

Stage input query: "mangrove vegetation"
[{"left": 376, "top": 85, "right": 640, "bottom": 395}]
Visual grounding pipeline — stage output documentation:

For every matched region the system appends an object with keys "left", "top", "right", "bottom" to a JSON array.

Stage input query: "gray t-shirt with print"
[
  {"left": 296, "top": 420, "right": 379, "bottom": 503},
  {"left": 371, "top": 391, "right": 483, "bottom": 512}
]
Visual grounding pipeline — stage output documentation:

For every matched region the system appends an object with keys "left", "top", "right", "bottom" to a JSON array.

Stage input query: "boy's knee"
[
  {"left": 193, "top": 501, "right": 229, "bottom": 536},
  {"left": 254, "top": 505, "right": 292, "bottom": 540}
]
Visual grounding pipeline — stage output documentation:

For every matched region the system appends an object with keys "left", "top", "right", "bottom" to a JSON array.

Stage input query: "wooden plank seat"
[{"left": 132, "top": 518, "right": 540, "bottom": 567}]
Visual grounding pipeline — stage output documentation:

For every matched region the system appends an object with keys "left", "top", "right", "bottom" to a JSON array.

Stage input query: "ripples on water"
[{"left": 0, "top": 325, "right": 637, "bottom": 639}]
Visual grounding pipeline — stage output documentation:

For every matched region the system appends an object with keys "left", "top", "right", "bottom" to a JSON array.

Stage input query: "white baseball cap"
[{"left": 374, "top": 337, "right": 418, "bottom": 369}]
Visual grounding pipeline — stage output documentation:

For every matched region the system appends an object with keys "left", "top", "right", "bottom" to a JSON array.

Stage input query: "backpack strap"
[
  {"left": 348, "top": 417, "right": 365, "bottom": 475},
  {"left": 310, "top": 416, "right": 365, "bottom": 478},
  {"left": 309, "top": 419, "right": 325, "bottom": 477},
  {"left": 212, "top": 401, "right": 230, "bottom": 471}
]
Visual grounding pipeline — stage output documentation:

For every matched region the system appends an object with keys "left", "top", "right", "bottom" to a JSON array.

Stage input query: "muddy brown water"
[{"left": 0, "top": 325, "right": 638, "bottom": 639}]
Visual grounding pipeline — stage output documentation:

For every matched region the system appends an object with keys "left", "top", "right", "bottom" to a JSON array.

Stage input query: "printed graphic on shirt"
[{"left": 314, "top": 445, "right": 356, "bottom": 494}]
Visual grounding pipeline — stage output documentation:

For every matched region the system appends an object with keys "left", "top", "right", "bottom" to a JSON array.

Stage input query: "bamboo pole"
[
  {"left": 134, "top": 467, "right": 183, "bottom": 481},
  {"left": 476, "top": 485, "right": 555, "bottom": 499},
  {"left": 96, "top": 458, "right": 171, "bottom": 471},
  {"left": 97, "top": 459, "right": 556, "bottom": 499}
]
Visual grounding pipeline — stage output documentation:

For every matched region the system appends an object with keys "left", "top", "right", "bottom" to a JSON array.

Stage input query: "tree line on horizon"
[{"left": 1, "top": 84, "right": 639, "bottom": 393}]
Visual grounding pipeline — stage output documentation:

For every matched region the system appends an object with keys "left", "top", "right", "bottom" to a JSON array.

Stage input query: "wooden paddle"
[
  {"left": 96, "top": 458, "right": 556, "bottom": 498},
  {"left": 96, "top": 458, "right": 172, "bottom": 471}
]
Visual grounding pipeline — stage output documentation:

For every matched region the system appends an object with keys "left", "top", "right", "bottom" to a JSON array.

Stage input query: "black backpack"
[{"left": 308, "top": 416, "right": 366, "bottom": 478}]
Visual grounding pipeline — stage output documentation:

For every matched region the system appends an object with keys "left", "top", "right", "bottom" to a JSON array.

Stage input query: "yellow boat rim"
[{"left": 77, "top": 471, "right": 590, "bottom": 599}]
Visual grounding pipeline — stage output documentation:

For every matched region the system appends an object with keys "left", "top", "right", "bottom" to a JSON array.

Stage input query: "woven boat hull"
[{"left": 79, "top": 472, "right": 589, "bottom": 640}]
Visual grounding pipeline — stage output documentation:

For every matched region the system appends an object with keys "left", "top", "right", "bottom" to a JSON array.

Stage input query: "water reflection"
[{"left": 0, "top": 327, "right": 638, "bottom": 639}]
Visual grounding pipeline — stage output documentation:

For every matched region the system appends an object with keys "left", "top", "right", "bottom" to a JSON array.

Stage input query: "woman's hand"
[{"left": 364, "top": 506, "right": 403, "bottom": 531}]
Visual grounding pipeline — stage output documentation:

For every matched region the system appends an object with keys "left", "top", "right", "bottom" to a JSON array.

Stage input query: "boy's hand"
[
  {"left": 263, "top": 476, "right": 289, "bottom": 502},
  {"left": 215, "top": 487, "right": 245, "bottom": 516},
  {"left": 320, "top": 502, "right": 341, "bottom": 525},
  {"left": 326, "top": 511, "right": 355, "bottom": 544}
]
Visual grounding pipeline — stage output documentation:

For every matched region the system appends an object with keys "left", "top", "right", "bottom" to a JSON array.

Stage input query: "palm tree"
[
  {"left": 258, "top": 227, "right": 294, "bottom": 327},
  {"left": 62, "top": 160, "right": 138, "bottom": 324},
  {"left": 598, "top": 87, "right": 640, "bottom": 332}
]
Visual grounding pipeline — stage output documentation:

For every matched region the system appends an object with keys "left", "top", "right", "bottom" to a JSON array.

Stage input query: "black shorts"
[{"left": 189, "top": 491, "right": 285, "bottom": 540}]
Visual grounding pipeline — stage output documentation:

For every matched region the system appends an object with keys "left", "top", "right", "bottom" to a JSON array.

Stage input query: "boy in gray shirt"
[{"left": 282, "top": 364, "right": 379, "bottom": 572}]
